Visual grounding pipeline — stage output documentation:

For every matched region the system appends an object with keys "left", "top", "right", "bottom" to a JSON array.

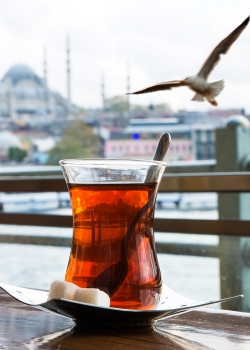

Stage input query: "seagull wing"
[
  {"left": 197, "top": 16, "right": 249, "bottom": 80},
  {"left": 128, "top": 80, "right": 186, "bottom": 94}
]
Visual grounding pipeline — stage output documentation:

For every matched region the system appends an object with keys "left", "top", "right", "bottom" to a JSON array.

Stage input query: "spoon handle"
[{"left": 153, "top": 133, "right": 171, "bottom": 161}]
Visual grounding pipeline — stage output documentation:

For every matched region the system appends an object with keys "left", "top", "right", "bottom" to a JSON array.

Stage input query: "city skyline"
[{"left": 0, "top": 1, "right": 249, "bottom": 112}]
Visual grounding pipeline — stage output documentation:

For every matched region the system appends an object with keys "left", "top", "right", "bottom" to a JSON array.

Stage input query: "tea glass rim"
[{"left": 59, "top": 158, "right": 166, "bottom": 167}]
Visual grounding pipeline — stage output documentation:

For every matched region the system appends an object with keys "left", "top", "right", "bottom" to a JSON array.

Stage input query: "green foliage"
[
  {"left": 131, "top": 104, "right": 148, "bottom": 112},
  {"left": 8, "top": 147, "right": 27, "bottom": 162},
  {"left": 104, "top": 96, "right": 129, "bottom": 113},
  {"left": 46, "top": 139, "right": 90, "bottom": 164},
  {"left": 153, "top": 103, "right": 172, "bottom": 112},
  {"left": 46, "top": 120, "right": 102, "bottom": 165}
]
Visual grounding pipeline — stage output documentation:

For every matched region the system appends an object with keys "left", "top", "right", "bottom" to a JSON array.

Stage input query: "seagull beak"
[{"left": 180, "top": 79, "right": 186, "bottom": 84}]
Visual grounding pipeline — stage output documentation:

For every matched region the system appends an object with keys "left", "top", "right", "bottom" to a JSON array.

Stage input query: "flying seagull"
[{"left": 128, "top": 16, "right": 249, "bottom": 106}]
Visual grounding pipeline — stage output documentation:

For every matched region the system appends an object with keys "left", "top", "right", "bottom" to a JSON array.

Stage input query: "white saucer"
[{"left": 0, "top": 282, "right": 242, "bottom": 328}]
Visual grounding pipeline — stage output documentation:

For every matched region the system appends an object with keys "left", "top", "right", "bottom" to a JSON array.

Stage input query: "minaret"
[
  {"left": 66, "top": 34, "right": 71, "bottom": 111},
  {"left": 101, "top": 73, "right": 105, "bottom": 110},
  {"left": 43, "top": 47, "right": 47, "bottom": 88},
  {"left": 126, "top": 62, "right": 130, "bottom": 112},
  {"left": 43, "top": 47, "right": 49, "bottom": 115}
]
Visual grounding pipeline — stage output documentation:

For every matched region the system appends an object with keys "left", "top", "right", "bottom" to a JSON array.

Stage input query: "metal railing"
[{"left": 1, "top": 172, "right": 250, "bottom": 236}]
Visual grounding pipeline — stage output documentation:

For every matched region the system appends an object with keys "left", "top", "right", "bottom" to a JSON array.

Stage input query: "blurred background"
[
  {"left": 0, "top": 0, "right": 249, "bottom": 164},
  {"left": 0, "top": 0, "right": 250, "bottom": 312}
]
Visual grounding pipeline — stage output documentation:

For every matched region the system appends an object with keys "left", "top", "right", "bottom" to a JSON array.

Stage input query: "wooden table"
[{"left": 1, "top": 289, "right": 250, "bottom": 349}]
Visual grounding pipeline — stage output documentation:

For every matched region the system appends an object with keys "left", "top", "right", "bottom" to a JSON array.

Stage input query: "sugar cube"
[
  {"left": 73, "top": 288, "right": 110, "bottom": 307},
  {"left": 47, "top": 280, "right": 78, "bottom": 301}
]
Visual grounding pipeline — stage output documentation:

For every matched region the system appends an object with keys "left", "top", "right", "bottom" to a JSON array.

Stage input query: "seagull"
[{"left": 128, "top": 16, "right": 249, "bottom": 106}]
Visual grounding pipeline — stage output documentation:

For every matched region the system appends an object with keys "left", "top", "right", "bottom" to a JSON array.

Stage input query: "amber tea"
[
  {"left": 65, "top": 182, "right": 162, "bottom": 310},
  {"left": 60, "top": 158, "right": 166, "bottom": 310}
]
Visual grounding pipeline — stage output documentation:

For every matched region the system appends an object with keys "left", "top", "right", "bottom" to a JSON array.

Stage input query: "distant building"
[
  {"left": 0, "top": 64, "right": 77, "bottom": 120},
  {"left": 104, "top": 118, "right": 218, "bottom": 161},
  {"left": 31, "top": 137, "right": 56, "bottom": 164},
  {"left": 105, "top": 118, "right": 193, "bottom": 161},
  {"left": 193, "top": 125, "right": 215, "bottom": 160}
]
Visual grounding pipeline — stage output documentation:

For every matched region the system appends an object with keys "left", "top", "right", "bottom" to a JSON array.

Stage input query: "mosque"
[{"left": 0, "top": 41, "right": 77, "bottom": 121}]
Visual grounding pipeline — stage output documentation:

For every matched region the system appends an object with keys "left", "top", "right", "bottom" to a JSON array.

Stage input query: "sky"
[{"left": 0, "top": 0, "right": 249, "bottom": 112}]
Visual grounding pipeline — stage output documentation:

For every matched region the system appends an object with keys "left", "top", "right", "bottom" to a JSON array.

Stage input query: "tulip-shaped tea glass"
[{"left": 60, "top": 159, "right": 166, "bottom": 310}]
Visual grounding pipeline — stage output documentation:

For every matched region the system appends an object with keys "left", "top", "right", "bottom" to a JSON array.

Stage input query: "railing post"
[{"left": 215, "top": 119, "right": 250, "bottom": 311}]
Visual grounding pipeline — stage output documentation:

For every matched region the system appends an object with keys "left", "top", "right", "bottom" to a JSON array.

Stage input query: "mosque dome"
[
  {"left": 0, "top": 131, "right": 22, "bottom": 149},
  {"left": 2, "top": 64, "right": 43, "bottom": 86}
]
